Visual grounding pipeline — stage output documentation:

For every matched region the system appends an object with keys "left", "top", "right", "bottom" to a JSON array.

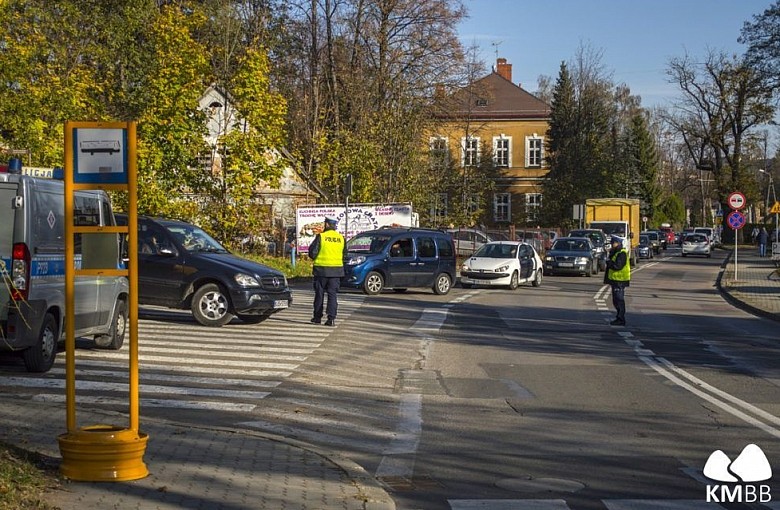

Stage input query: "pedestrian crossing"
[{"left": 6, "top": 290, "right": 364, "bottom": 412}]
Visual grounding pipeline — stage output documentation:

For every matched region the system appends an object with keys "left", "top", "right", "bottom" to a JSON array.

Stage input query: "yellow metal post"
[
  {"left": 58, "top": 121, "right": 147, "bottom": 481},
  {"left": 63, "top": 122, "right": 76, "bottom": 433}
]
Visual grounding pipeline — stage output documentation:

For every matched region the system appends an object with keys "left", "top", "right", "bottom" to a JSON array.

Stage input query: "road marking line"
[
  {"left": 33, "top": 394, "right": 257, "bottom": 412},
  {"left": 639, "top": 355, "right": 780, "bottom": 439}
]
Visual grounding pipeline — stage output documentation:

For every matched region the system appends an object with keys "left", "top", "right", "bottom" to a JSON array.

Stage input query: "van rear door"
[{"left": 0, "top": 183, "right": 18, "bottom": 322}]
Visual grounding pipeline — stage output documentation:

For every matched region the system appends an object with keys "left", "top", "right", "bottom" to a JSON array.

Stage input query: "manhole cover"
[{"left": 496, "top": 476, "right": 585, "bottom": 493}]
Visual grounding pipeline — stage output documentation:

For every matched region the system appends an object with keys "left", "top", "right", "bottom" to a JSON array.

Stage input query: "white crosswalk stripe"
[{"left": 5, "top": 290, "right": 364, "bottom": 412}]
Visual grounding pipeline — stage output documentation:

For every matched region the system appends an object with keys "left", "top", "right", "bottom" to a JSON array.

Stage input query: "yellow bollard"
[{"left": 58, "top": 424, "right": 149, "bottom": 481}]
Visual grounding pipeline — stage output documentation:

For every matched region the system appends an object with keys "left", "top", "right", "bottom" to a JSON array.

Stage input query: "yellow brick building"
[{"left": 430, "top": 58, "right": 551, "bottom": 228}]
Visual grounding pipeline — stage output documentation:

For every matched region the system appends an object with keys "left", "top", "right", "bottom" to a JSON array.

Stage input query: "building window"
[
  {"left": 526, "top": 136, "right": 544, "bottom": 167},
  {"left": 466, "top": 193, "right": 481, "bottom": 216},
  {"left": 429, "top": 136, "right": 449, "bottom": 169},
  {"left": 494, "top": 193, "right": 511, "bottom": 222},
  {"left": 461, "top": 136, "right": 480, "bottom": 167},
  {"left": 525, "top": 193, "right": 542, "bottom": 224},
  {"left": 431, "top": 193, "right": 448, "bottom": 223},
  {"left": 493, "top": 136, "right": 511, "bottom": 167}
]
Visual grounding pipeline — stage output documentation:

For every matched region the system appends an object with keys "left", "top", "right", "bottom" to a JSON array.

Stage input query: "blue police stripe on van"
[{"left": 30, "top": 257, "right": 67, "bottom": 278}]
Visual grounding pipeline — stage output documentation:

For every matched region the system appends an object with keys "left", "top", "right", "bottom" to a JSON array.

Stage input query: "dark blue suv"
[{"left": 343, "top": 228, "right": 456, "bottom": 295}]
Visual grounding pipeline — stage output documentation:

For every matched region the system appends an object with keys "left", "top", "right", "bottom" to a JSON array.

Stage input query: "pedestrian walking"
[
  {"left": 604, "top": 236, "right": 630, "bottom": 326},
  {"left": 751, "top": 226, "right": 759, "bottom": 244},
  {"left": 758, "top": 227, "right": 769, "bottom": 257},
  {"left": 308, "top": 217, "right": 346, "bottom": 326}
]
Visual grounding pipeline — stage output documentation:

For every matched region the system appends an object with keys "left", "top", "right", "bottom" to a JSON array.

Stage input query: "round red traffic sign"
[
  {"left": 727, "top": 210, "right": 746, "bottom": 230},
  {"left": 727, "top": 191, "right": 746, "bottom": 210}
]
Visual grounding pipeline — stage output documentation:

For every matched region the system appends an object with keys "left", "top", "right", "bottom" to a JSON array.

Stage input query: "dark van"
[{"left": 343, "top": 228, "right": 456, "bottom": 295}]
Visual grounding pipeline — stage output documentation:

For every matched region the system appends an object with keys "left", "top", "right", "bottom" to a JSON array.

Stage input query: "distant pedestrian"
[
  {"left": 751, "top": 226, "right": 759, "bottom": 244},
  {"left": 308, "top": 217, "right": 346, "bottom": 326},
  {"left": 758, "top": 227, "right": 769, "bottom": 257},
  {"left": 604, "top": 236, "right": 630, "bottom": 326}
]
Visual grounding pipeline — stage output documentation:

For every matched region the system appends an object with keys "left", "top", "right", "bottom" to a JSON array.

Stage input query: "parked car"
[
  {"left": 641, "top": 231, "right": 662, "bottom": 254},
  {"left": 568, "top": 229, "right": 608, "bottom": 271},
  {"left": 116, "top": 215, "right": 292, "bottom": 326},
  {"left": 343, "top": 227, "right": 456, "bottom": 295},
  {"left": 445, "top": 228, "right": 493, "bottom": 256},
  {"left": 681, "top": 233, "right": 712, "bottom": 258},
  {"left": 460, "top": 241, "right": 543, "bottom": 289},
  {"left": 637, "top": 234, "right": 654, "bottom": 259},
  {"left": 693, "top": 226, "right": 719, "bottom": 245},
  {"left": 543, "top": 237, "right": 598, "bottom": 277}
]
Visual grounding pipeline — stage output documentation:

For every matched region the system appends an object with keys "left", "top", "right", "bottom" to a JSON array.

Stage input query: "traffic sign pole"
[{"left": 727, "top": 195, "right": 746, "bottom": 280}]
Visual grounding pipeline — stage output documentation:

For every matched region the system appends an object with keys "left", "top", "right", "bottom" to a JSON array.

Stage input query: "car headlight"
[
  {"left": 347, "top": 256, "right": 366, "bottom": 265},
  {"left": 545, "top": 256, "right": 553, "bottom": 262},
  {"left": 576, "top": 257, "right": 590, "bottom": 264},
  {"left": 496, "top": 264, "right": 510, "bottom": 272},
  {"left": 461, "top": 263, "right": 471, "bottom": 272},
  {"left": 234, "top": 273, "right": 261, "bottom": 287}
]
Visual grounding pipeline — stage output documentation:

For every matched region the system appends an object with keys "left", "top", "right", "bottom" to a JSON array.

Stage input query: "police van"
[{"left": 0, "top": 162, "right": 129, "bottom": 372}]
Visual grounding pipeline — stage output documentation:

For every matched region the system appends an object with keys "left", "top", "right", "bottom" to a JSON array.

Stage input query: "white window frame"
[
  {"left": 525, "top": 135, "right": 544, "bottom": 168},
  {"left": 431, "top": 193, "right": 448, "bottom": 222},
  {"left": 429, "top": 136, "right": 449, "bottom": 168},
  {"left": 467, "top": 193, "right": 481, "bottom": 215},
  {"left": 493, "top": 135, "right": 512, "bottom": 167},
  {"left": 525, "top": 193, "right": 542, "bottom": 223},
  {"left": 461, "top": 136, "right": 480, "bottom": 167},
  {"left": 493, "top": 193, "right": 511, "bottom": 222}
]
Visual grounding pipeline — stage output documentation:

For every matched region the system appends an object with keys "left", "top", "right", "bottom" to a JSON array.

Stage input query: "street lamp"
[{"left": 758, "top": 168, "right": 778, "bottom": 245}]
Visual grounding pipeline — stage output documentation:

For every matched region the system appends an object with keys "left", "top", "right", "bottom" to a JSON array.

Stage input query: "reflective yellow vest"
[
  {"left": 608, "top": 248, "right": 631, "bottom": 282},
  {"left": 314, "top": 230, "right": 345, "bottom": 267}
]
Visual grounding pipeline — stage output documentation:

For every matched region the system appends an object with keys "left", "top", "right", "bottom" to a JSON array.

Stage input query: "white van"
[{"left": 1, "top": 165, "right": 129, "bottom": 372}]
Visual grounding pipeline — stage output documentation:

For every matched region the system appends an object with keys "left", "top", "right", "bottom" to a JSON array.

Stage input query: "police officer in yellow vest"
[
  {"left": 308, "top": 217, "right": 346, "bottom": 326},
  {"left": 604, "top": 236, "right": 630, "bottom": 326}
]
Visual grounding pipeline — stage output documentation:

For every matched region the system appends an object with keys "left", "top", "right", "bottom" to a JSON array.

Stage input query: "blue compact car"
[{"left": 343, "top": 228, "right": 456, "bottom": 295}]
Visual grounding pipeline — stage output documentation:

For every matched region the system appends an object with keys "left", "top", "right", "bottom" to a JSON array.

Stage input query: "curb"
[{"left": 716, "top": 251, "right": 780, "bottom": 323}]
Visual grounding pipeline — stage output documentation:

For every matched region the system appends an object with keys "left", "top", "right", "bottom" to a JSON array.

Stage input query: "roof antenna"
[{"left": 491, "top": 40, "right": 503, "bottom": 64}]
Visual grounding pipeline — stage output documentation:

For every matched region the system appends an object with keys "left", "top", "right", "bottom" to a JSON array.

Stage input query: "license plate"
[
  {"left": 558, "top": 262, "right": 574, "bottom": 267},
  {"left": 273, "top": 300, "right": 289, "bottom": 309},
  {"left": 473, "top": 279, "right": 491, "bottom": 285}
]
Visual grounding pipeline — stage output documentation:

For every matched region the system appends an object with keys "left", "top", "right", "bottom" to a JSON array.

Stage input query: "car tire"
[
  {"left": 591, "top": 261, "right": 598, "bottom": 275},
  {"left": 23, "top": 313, "right": 58, "bottom": 373},
  {"left": 508, "top": 271, "right": 519, "bottom": 290},
  {"left": 191, "top": 283, "right": 234, "bottom": 327},
  {"left": 433, "top": 273, "right": 452, "bottom": 295},
  {"left": 363, "top": 271, "right": 384, "bottom": 295},
  {"left": 237, "top": 312, "right": 272, "bottom": 324},
  {"left": 94, "top": 298, "right": 127, "bottom": 350},
  {"left": 532, "top": 269, "right": 543, "bottom": 287}
]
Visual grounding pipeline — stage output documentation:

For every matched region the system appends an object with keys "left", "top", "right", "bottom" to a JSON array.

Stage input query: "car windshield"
[
  {"left": 639, "top": 235, "right": 650, "bottom": 246},
  {"left": 165, "top": 224, "right": 228, "bottom": 253},
  {"left": 551, "top": 239, "right": 590, "bottom": 252},
  {"left": 686, "top": 234, "right": 707, "bottom": 243},
  {"left": 570, "top": 231, "right": 603, "bottom": 246},
  {"left": 347, "top": 234, "right": 391, "bottom": 254},
  {"left": 473, "top": 243, "right": 517, "bottom": 258}
]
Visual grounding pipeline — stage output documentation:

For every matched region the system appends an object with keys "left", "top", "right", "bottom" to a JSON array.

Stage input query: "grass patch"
[
  {"left": 0, "top": 443, "right": 61, "bottom": 510},
  {"left": 237, "top": 253, "right": 314, "bottom": 280}
]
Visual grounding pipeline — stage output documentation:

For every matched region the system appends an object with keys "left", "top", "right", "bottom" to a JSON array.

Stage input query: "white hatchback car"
[
  {"left": 681, "top": 233, "right": 712, "bottom": 258},
  {"left": 460, "top": 241, "right": 543, "bottom": 289}
]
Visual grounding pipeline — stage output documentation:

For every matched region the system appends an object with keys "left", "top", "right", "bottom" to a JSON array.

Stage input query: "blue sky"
[{"left": 457, "top": 0, "right": 772, "bottom": 108}]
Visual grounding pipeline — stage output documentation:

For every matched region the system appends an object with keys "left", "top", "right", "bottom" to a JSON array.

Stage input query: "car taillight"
[{"left": 11, "top": 242, "right": 31, "bottom": 300}]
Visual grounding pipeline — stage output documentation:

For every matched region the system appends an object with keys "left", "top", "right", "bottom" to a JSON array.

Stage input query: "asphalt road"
[{"left": 2, "top": 246, "right": 778, "bottom": 510}]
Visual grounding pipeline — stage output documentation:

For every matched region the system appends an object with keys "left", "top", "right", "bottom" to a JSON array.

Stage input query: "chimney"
[{"left": 496, "top": 58, "right": 512, "bottom": 82}]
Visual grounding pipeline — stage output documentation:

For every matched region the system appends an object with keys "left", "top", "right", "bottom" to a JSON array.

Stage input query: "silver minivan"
[{"left": 1, "top": 166, "right": 129, "bottom": 372}]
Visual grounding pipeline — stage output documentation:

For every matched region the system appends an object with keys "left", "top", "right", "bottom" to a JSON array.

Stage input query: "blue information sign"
[{"left": 727, "top": 210, "right": 746, "bottom": 230}]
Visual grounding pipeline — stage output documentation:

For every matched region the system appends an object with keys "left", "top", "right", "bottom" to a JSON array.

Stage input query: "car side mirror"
[{"left": 158, "top": 247, "right": 177, "bottom": 257}]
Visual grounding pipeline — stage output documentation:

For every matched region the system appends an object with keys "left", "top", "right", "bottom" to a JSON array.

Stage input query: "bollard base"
[{"left": 58, "top": 424, "right": 149, "bottom": 482}]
